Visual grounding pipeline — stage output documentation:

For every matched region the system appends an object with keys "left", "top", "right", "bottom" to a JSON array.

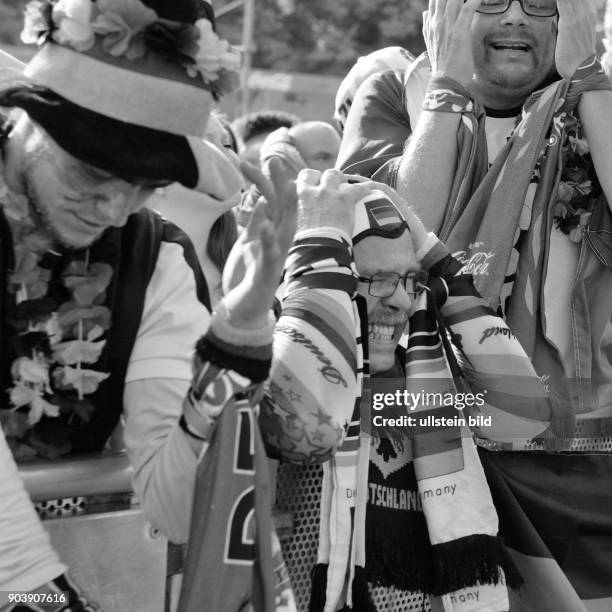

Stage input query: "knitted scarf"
[
  {"left": 310, "top": 280, "right": 523, "bottom": 612},
  {"left": 309, "top": 202, "right": 550, "bottom": 611}
]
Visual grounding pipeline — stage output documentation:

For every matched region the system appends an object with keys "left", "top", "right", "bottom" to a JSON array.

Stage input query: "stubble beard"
[{"left": 24, "top": 179, "right": 96, "bottom": 251}]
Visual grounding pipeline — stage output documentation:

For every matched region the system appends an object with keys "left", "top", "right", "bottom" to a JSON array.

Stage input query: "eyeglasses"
[
  {"left": 476, "top": 0, "right": 557, "bottom": 17},
  {"left": 357, "top": 271, "right": 429, "bottom": 299}
]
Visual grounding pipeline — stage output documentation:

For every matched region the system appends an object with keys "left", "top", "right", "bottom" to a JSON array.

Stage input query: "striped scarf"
[{"left": 311, "top": 235, "right": 550, "bottom": 612}]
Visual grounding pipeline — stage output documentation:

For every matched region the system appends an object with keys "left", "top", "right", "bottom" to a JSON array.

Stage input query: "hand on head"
[
  {"left": 555, "top": 0, "right": 597, "bottom": 79},
  {"left": 423, "top": 0, "right": 481, "bottom": 85},
  {"left": 295, "top": 169, "right": 385, "bottom": 235}
]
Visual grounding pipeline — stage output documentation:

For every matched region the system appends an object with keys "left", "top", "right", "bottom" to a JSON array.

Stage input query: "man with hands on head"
[
  {"left": 306, "top": 180, "right": 550, "bottom": 612},
  {"left": 337, "top": 0, "right": 612, "bottom": 608}
]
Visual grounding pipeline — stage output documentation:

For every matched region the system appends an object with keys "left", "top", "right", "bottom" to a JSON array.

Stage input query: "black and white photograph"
[{"left": 0, "top": 0, "right": 611, "bottom": 610}]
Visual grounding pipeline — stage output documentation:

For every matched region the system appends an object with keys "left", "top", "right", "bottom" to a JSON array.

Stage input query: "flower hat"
[{"left": 0, "top": 0, "right": 244, "bottom": 199}]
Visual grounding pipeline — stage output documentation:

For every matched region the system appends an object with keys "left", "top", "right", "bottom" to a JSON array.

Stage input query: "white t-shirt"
[
  {"left": 123, "top": 240, "right": 211, "bottom": 544},
  {"left": 0, "top": 428, "right": 66, "bottom": 597},
  {"left": 484, "top": 115, "right": 517, "bottom": 165}
]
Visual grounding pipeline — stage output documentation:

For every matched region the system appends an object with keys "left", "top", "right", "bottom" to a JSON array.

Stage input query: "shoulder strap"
[
  {"left": 71, "top": 209, "right": 164, "bottom": 452},
  {"left": 161, "top": 217, "right": 211, "bottom": 312}
]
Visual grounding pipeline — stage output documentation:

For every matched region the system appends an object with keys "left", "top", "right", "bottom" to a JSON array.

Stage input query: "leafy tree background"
[
  {"left": 0, "top": 0, "right": 29, "bottom": 46},
  {"left": 1, "top": 0, "right": 608, "bottom": 76},
  {"left": 0, "top": 0, "right": 428, "bottom": 75},
  {"left": 218, "top": 0, "right": 428, "bottom": 76}
]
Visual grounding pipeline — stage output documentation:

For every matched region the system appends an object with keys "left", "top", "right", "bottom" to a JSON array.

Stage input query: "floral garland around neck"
[
  {"left": 21, "top": 0, "right": 241, "bottom": 97},
  {"left": 553, "top": 113, "right": 602, "bottom": 243},
  {"left": 1, "top": 181, "right": 112, "bottom": 460}
]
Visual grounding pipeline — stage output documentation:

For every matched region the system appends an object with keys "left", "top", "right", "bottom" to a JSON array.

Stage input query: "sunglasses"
[
  {"left": 357, "top": 270, "right": 429, "bottom": 299},
  {"left": 476, "top": 0, "right": 557, "bottom": 18}
]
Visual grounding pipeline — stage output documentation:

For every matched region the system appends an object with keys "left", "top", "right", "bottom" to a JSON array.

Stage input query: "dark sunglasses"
[
  {"left": 475, "top": 0, "right": 557, "bottom": 18},
  {"left": 357, "top": 270, "right": 429, "bottom": 299}
]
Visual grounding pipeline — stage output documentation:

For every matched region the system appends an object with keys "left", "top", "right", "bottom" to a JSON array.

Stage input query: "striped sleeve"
[
  {"left": 417, "top": 233, "right": 552, "bottom": 443},
  {"left": 258, "top": 228, "right": 359, "bottom": 464}
]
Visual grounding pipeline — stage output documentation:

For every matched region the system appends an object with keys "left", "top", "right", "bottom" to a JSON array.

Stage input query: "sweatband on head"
[{"left": 352, "top": 190, "right": 409, "bottom": 245}]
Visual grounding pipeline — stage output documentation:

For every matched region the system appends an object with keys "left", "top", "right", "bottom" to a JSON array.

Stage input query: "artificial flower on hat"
[{"left": 2, "top": 0, "right": 244, "bottom": 197}]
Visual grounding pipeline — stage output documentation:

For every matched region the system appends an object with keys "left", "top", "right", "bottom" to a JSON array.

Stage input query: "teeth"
[
  {"left": 368, "top": 324, "right": 396, "bottom": 342},
  {"left": 493, "top": 43, "right": 528, "bottom": 51}
]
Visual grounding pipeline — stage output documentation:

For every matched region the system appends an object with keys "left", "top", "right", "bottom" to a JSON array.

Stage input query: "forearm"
[
  {"left": 259, "top": 227, "right": 358, "bottom": 463},
  {"left": 0, "top": 429, "right": 66, "bottom": 592},
  {"left": 414, "top": 234, "right": 550, "bottom": 438},
  {"left": 434, "top": 264, "right": 551, "bottom": 440},
  {"left": 124, "top": 378, "right": 201, "bottom": 544},
  {"left": 395, "top": 109, "right": 461, "bottom": 233},
  {"left": 124, "top": 312, "right": 274, "bottom": 545},
  {"left": 578, "top": 89, "right": 612, "bottom": 212}
]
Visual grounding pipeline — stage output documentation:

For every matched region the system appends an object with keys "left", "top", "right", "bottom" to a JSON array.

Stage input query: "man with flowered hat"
[
  {"left": 288, "top": 180, "right": 550, "bottom": 612},
  {"left": 0, "top": 1, "right": 387, "bottom": 607},
  {"left": 0, "top": 0, "right": 246, "bottom": 605}
]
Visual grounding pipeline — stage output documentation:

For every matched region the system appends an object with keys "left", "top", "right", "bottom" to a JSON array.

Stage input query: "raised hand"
[
  {"left": 221, "top": 157, "right": 297, "bottom": 329},
  {"left": 424, "top": 0, "right": 481, "bottom": 85},
  {"left": 555, "top": 0, "right": 597, "bottom": 79}
]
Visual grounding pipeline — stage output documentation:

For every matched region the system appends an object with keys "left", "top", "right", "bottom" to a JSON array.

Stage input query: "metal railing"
[{"left": 19, "top": 450, "right": 133, "bottom": 502}]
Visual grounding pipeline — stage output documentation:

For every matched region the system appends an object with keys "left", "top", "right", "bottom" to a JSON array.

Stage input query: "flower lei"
[
  {"left": 553, "top": 114, "right": 601, "bottom": 243},
  {"left": 1, "top": 180, "right": 113, "bottom": 460},
  {"left": 21, "top": 0, "right": 241, "bottom": 97}
]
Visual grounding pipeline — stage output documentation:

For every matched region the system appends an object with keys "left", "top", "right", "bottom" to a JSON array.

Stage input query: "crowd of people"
[{"left": 0, "top": 0, "right": 611, "bottom": 611}]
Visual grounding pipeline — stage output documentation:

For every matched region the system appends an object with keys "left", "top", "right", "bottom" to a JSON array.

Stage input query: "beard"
[
  {"left": 24, "top": 184, "right": 91, "bottom": 251},
  {"left": 21, "top": 166, "right": 99, "bottom": 251}
]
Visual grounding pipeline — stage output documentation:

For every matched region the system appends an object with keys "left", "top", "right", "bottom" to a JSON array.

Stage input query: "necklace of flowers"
[
  {"left": 2, "top": 179, "right": 113, "bottom": 454},
  {"left": 22, "top": 0, "right": 241, "bottom": 97},
  {"left": 553, "top": 113, "right": 601, "bottom": 243}
]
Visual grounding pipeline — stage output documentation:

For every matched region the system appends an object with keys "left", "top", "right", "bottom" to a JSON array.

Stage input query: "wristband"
[
  {"left": 571, "top": 55, "right": 608, "bottom": 83},
  {"left": 423, "top": 75, "right": 474, "bottom": 114},
  {"left": 211, "top": 301, "right": 276, "bottom": 347},
  {"left": 564, "top": 55, "right": 612, "bottom": 111}
]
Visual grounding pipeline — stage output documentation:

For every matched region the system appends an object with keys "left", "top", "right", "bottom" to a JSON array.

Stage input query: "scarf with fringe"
[{"left": 310, "top": 234, "right": 551, "bottom": 612}]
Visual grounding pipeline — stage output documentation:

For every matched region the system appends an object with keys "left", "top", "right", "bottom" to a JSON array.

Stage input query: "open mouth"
[
  {"left": 491, "top": 41, "right": 532, "bottom": 52},
  {"left": 369, "top": 324, "right": 395, "bottom": 343},
  {"left": 368, "top": 322, "right": 406, "bottom": 344}
]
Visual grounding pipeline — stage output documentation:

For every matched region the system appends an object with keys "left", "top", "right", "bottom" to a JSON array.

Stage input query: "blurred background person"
[
  {"left": 147, "top": 112, "right": 242, "bottom": 306},
  {"left": 231, "top": 109, "right": 302, "bottom": 168}
]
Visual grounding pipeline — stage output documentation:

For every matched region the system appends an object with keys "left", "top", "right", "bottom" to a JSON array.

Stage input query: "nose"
[
  {"left": 381, "top": 282, "right": 415, "bottom": 317},
  {"left": 500, "top": 0, "right": 530, "bottom": 26}
]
